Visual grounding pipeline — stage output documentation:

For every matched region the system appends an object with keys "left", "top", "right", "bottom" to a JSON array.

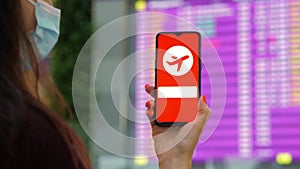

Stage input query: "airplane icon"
[{"left": 166, "top": 55, "right": 189, "bottom": 72}]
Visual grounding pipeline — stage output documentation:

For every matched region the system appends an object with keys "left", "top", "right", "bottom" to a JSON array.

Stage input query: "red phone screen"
[{"left": 156, "top": 32, "right": 200, "bottom": 125}]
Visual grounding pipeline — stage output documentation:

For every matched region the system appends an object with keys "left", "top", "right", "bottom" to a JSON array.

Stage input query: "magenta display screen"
[{"left": 135, "top": 0, "right": 300, "bottom": 162}]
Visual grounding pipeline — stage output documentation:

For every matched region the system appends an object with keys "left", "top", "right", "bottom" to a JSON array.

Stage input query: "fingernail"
[
  {"left": 145, "top": 84, "right": 150, "bottom": 88},
  {"left": 203, "top": 95, "right": 207, "bottom": 104},
  {"left": 145, "top": 101, "right": 151, "bottom": 108}
]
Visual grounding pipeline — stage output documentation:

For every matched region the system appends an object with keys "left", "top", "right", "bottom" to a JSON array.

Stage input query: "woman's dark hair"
[{"left": 0, "top": 1, "right": 90, "bottom": 168}]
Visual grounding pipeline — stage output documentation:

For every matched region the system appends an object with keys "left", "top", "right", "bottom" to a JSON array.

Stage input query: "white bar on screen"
[{"left": 158, "top": 86, "right": 197, "bottom": 98}]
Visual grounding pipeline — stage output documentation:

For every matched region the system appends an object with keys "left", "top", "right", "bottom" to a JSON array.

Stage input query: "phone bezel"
[{"left": 154, "top": 31, "right": 202, "bottom": 127}]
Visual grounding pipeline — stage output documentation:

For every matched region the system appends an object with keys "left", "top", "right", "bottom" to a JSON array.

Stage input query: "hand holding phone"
[{"left": 144, "top": 85, "right": 210, "bottom": 168}]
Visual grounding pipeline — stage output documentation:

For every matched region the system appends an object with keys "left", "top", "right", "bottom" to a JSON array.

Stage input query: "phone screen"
[{"left": 155, "top": 32, "right": 201, "bottom": 126}]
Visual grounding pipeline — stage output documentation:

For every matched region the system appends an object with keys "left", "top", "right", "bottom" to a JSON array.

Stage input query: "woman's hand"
[{"left": 145, "top": 85, "right": 211, "bottom": 169}]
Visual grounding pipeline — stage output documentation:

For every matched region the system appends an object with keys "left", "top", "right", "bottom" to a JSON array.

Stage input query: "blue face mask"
[{"left": 28, "top": 0, "right": 61, "bottom": 61}]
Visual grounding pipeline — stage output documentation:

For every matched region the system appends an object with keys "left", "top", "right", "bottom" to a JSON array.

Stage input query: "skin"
[
  {"left": 21, "top": 0, "right": 53, "bottom": 32},
  {"left": 145, "top": 85, "right": 211, "bottom": 169}
]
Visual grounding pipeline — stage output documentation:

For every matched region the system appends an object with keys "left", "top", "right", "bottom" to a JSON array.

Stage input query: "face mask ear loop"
[{"left": 28, "top": 0, "right": 36, "bottom": 6}]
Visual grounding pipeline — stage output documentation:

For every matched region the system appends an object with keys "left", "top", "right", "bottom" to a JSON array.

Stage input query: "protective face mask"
[{"left": 28, "top": 0, "right": 61, "bottom": 61}]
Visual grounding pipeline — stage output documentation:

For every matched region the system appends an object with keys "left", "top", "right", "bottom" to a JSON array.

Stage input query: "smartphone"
[{"left": 155, "top": 31, "right": 201, "bottom": 126}]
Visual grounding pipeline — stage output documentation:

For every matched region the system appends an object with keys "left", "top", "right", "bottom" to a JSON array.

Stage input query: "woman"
[{"left": 0, "top": 0, "right": 210, "bottom": 169}]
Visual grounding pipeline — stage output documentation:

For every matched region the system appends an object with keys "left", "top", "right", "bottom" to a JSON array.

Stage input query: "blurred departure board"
[{"left": 135, "top": 0, "right": 300, "bottom": 162}]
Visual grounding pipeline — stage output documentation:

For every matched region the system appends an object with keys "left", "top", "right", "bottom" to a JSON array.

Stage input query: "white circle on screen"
[{"left": 163, "top": 45, "right": 194, "bottom": 76}]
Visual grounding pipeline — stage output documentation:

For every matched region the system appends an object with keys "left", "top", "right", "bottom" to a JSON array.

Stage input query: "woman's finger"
[
  {"left": 145, "top": 84, "right": 155, "bottom": 97},
  {"left": 145, "top": 100, "right": 155, "bottom": 109},
  {"left": 198, "top": 96, "right": 210, "bottom": 124},
  {"left": 145, "top": 109, "right": 155, "bottom": 127},
  {"left": 145, "top": 100, "right": 155, "bottom": 127},
  {"left": 198, "top": 95, "right": 209, "bottom": 114},
  {"left": 189, "top": 96, "right": 211, "bottom": 138}
]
